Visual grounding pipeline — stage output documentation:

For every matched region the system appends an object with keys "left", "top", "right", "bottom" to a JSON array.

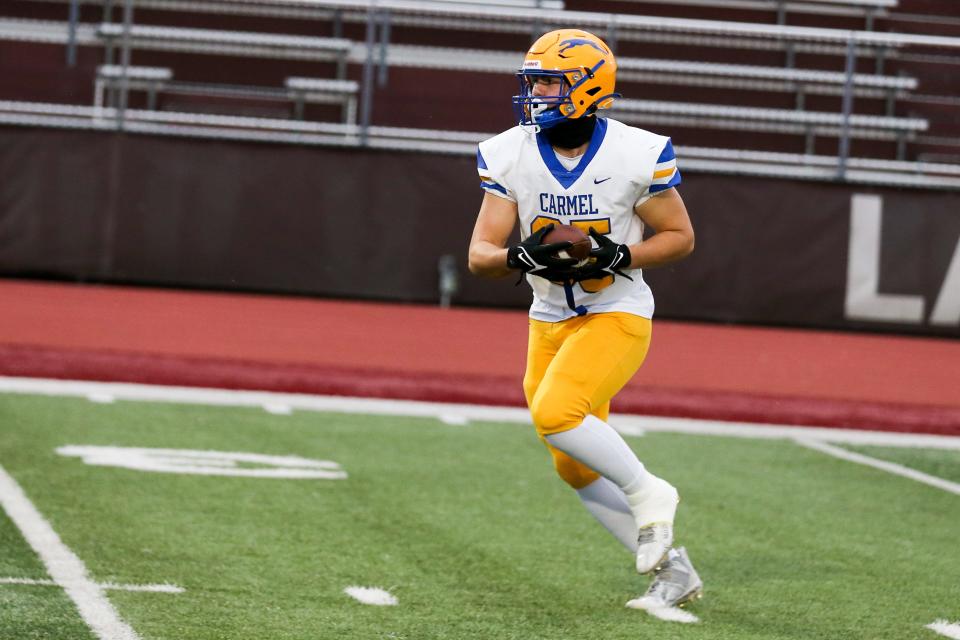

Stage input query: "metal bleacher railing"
[
  {"left": 346, "top": 43, "right": 917, "bottom": 111},
  {"left": 1, "top": 0, "right": 960, "bottom": 189},
  {"left": 94, "top": 65, "right": 360, "bottom": 123},
  {"left": 338, "top": 41, "right": 925, "bottom": 157},
  {"left": 604, "top": 0, "right": 898, "bottom": 30},
  {"left": 96, "top": 21, "right": 352, "bottom": 63}
]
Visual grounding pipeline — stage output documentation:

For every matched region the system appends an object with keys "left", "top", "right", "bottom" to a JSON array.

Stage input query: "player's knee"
[
  {"left": 529, "top": 390, "right": 587, "bottom": 435},
  {"left": 551, "top": 449, "right": 600, "bottom": 489}
]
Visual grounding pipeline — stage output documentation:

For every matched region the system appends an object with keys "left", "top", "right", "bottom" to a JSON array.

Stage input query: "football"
[{"left": 542, "top": 224, "right": 592, "bottom": 262}]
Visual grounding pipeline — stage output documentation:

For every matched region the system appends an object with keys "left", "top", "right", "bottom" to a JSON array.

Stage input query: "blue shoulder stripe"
[
  {"left": 481, "top": 181, "right": 508, "bottom": 195},
  {"left": 656, "top": 139, "right": 676, "bottom": 164},
  {"left": 477, "top": 148, "right": 488, "bottom": 170}
]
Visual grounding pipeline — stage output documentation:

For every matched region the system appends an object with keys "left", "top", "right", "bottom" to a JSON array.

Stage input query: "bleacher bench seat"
[
  {"left": 95, "top": 64, "right": 173, "bottom": 110},
  {"left": 285, "top": 77, "right": 360, "bottom": 123}
]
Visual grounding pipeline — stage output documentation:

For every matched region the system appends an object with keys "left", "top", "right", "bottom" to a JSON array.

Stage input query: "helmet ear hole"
[{"left": 585, "top": 86, "right": 602, "bottom": 96}]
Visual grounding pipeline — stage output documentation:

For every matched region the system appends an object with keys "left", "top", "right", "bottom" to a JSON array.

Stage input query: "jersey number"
[{"left": 531, "top": 216, "right": 614, "bottom": 293}]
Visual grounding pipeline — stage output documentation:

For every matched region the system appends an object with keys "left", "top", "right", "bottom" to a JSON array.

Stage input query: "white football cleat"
[
  {"left": 630, "top": 476, "right": 679, "bottom": 574},
  {"left": 627, "top": 547, "right": 703, "bottom": 610}
]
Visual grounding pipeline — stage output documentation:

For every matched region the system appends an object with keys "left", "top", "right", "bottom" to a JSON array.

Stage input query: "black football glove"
[
  {"left": 507, "top": 224, "right": 578, "bottom": 282},
  {"left": 575, "top": 228, "right": 634, "bottom": 282}
]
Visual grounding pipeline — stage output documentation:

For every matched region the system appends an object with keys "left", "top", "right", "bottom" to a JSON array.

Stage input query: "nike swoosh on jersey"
[{"left": 594, "top": 177, "right": 612, "bottom": 184}]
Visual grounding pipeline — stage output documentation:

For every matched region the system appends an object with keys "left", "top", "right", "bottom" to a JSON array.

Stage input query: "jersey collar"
[{"left": 535, "top": 117, "right": 608, "bottom": 190}]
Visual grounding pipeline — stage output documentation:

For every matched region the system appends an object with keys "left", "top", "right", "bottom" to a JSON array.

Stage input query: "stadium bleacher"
[
  {"left": 1, "top": 0, "right": 958, "bottom": 186},
  {"left": 598, "top": 0, "right": 898, "bottom": 30}
]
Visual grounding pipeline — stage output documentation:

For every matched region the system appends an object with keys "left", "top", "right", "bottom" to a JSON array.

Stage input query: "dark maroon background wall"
[{"left": 1, "top": 126, "right": 958, "bottom": 337}]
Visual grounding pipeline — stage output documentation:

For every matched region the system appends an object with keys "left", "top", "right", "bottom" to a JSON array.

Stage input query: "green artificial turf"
[{"left": 1, "top": 393, "right": 958, "bottom": 640}]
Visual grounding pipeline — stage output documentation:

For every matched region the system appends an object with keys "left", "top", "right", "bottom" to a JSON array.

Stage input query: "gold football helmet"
[{"left": 513, "top": 29, "right": 618, "bottom": 128}]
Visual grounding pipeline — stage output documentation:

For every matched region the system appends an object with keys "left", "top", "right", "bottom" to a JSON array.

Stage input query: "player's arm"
[
  {"left": 468, "top": 191, "right": 519, "bottom": 278},
  {"left": 626, "top": 187, "right": 694, "bottom": 269}
]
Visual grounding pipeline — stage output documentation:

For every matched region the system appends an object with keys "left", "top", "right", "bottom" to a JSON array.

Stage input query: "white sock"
[
  {"left": 576, "top": 477, "right": 638, "bottom": 553},
  {"left": 545, "top": 414, "right": 650, "bottom": 493}
]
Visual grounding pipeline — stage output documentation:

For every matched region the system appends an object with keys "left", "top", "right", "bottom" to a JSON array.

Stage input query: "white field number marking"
[
  {"left": 56, "top": 446, "right": 347, "bottom": 480},
  {"left": 344, "top": 586, "right": 398, "bottom": 606}
]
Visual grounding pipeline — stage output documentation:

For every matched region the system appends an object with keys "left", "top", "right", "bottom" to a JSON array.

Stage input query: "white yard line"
[
  {"left": 0, "top": 577, "right": 183, "bottom": 593},
  {"left": 795, "top": 439, "right": 960, "bottom": 495},
  {"left": 97, "top": 581, "right": 183, "bottom": 594},
  {"left": 0, "top": 577, "right": 62, "bottom": 587},
  {"left": 2, "top": 376, "right": 959, "bottom": 450},
  {"left": 0, "top": 464, "right": 141, "bottom": 640}
]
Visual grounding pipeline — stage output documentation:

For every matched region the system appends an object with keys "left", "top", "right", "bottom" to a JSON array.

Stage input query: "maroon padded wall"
[{"left": 2, "top": 126, "right": 958, "bottom": 337}]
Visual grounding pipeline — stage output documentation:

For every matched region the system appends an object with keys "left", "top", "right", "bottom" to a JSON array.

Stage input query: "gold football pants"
[{"left": 523, "top": 312, "right": 652, "bottom": 489}]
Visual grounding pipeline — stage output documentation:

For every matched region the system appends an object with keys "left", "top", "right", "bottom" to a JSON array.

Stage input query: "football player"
[{"left": 468, "top": 29, "right": 703, "bottom": 610}]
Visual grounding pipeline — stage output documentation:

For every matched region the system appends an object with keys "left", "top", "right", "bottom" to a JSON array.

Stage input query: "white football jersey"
[{"left": 478, "top": 117, "right": 681, "bottom": 322}]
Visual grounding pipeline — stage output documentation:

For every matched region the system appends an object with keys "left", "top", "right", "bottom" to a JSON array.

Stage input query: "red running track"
[{"left": 2, "top": 279, "right": 959, "bottom": 435}]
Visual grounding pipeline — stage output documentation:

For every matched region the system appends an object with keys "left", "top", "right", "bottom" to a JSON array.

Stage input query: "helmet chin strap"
[{"left": 543, "top": 115, "right": 597, "bottom": 149}]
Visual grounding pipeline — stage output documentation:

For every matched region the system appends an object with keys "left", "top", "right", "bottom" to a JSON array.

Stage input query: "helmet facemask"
[{"left": 513, "top": 70, "right": 574, "bottom": 130}]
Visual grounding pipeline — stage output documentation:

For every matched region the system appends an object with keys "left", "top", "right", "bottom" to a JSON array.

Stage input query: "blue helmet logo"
[{"left": 557, "top": 38, "right": 605, "bottom": 58}]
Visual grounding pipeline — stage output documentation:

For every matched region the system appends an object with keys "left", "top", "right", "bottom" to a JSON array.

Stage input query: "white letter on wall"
[
  {"left": 844, "top": 194, "right": 925, "bottom": 323},
  {"left": 930, "top": 235, "right": 960, "bottom": 326}
]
